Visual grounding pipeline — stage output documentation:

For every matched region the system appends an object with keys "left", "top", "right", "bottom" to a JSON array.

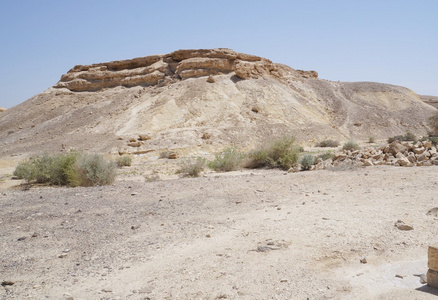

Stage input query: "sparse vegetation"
[
  {"left": 368, "top": 136, "right": 375, "bottom": 143},
  {"left": 387, "top": 132, "right": 417, "bottom": 143},
  {"left": 315, "top": 139, "right": 339, "bottom": 147},
  {"left": 13, "top": 152, "right": 79, "bottom": 185},
  {"left": 208, "top": 148, "right": 246, "bottom": 172},
  {"left": 316, "top": 151, "right": 334, "bottom": 161},
  {"left": 14, "top": 152, "right": 116, "bottom": 187},
  {"left": 299, "top": 154, "right": 315, "bottom": 171},
  {"left": 246, "top": 136, "right": 300, "bottom": 170},
  {"left": 178, "top": 157, "right": 207, "bottom": 177},
  {"left": 342, "top": 140, "right": 360, "bottom": 151},
  {"left": 68, "top": 153, "right": 117, "bottom": 187},
  {"left": 116, "top": 155, "right": 132, "bottom": 167}
]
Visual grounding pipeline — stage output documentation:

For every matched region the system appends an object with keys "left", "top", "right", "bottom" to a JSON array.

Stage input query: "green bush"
[
  {"left": 13, "top": 152, "right": 79, "bottom": 185},
  {"left": 342, "top": 140, "right": 360, "bottom": 151},
  {"left": 299, "top": 154, "right": 315, "bottom": 171},
  {"left": 178, "top": 157, "right": 207, "bottom": 177},
  {"left": 208, "top": 148, "right": 246, "bottom": 172},
  {"left": 316, "top": 152, "right": 334, "bottom": 161},
  {"left": 246, "top": 136, "right": 300, "bottom": 170},
  {"left": 69, "top": 153, "right": 117, "bottom": 187},
  {"left": 116, "top": 155, "right": 132, "bottom": 167},
  {"left": 315, "top": 139, "right": 340, "bottom": 147}
]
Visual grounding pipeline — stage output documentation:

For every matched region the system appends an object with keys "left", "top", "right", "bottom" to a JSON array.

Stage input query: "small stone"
[
  {"left": 31, "top": 232, "right": 38, "bottom": 238},
  {"left": 131, "top": 192, "right": 137, "bottom": 196},
  {"left": 206, "top": 234, "right": 211, "bottom": 238},
  {"left": 207, "top": 75, "right": 215, "bottom": 83},
  {"left": 280, "top": 278, "right": 288, "bottom": 282},
  {"left": 360, "top": 257, "right": 367, "bottom": 264},
  {"left": 59, "top": 253, "right": 68, "bottom": 258},
  {"left": 420, "top": 273, "right": 427, "bottom": 284},
  {"left": 394, "top": 220, "right": 413, "bottom": 231},
  {"left": 17, "top": 236, "right": 26, "bottom": 241},
  {"left": 102, "top": 288, "right": 113, "bottom": 293},
  {"left": 63, "top": 292, "right": 74, "bottom": 300},
  {"left": 1, "top": 280, "right": 15, "bottom": 286},
  {"left": 131, "top": 225, "right": 140, "bottom": 230},
  {"left": 395, "top": 274, "right": 405, "bottom": 279}
]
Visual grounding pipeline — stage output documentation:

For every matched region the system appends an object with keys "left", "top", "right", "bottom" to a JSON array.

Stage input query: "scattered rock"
[
  {"left": 207, "top": 75, "right": 215, "bottom": 83},
  {"left": 427, "top": 207, "right": 438, "bottom": 217},
  {"left": 138, "top": 134, "right": 151, "bottom": 141},
  {"left": 202, "top": 132, "right": 211, "bottom": 140},
  {"left": 360, "top": 257, "right": 367, "bottom": 264},
  {"left": 17, "top": 236, "right": 26, "bottom": 241},
  {"left": 1, "top": 281, "right": 15, "bottom": 286},
  {"left": 394, "top": 220, "right": 413, "bottom": 231},
  {"left": 131, "top": 225, "right": 140, "bottom": 230},
  {"left": 251, "top": 107, "right": 259, "bottom": 113},
  {"left": 102, "top": 288, "right": 113, "bottom": 293},
  {"left": 63, "top": 292, "right": 74, "bottom": 300},
  {"left": 168, "top": 151, "right": 178, "bottom": 159},
  {"left": 127, "top": 141, "right": 142, "bottom": 147},
  {"left": 395, "top": 274, "right": 406, "bottom": 279}
]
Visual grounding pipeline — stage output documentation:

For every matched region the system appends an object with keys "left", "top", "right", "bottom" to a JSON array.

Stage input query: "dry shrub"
[
  {"left": 116, "top": 155, "right": 132, "bottom": 167},
  {"left": 178, "top": 157, "right": 207, "bottom": 177},
  {"left": 246, "top": 136, "right": 300, "bottom": 170},
  {"left": 315, "top": 140, "right": 340, "bottom": 147},
  {"left": 69, "top": 153, "right": 117, "bottom": 187},
  {"left": 208, "top": 148, "right": 246, "bottom": 172},
  {"left": 342, "top": 140, "right": 360, "bottom": 151}
]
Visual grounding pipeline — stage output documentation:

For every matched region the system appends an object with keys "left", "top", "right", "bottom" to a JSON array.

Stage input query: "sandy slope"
[{"left": 1, "top": 164, "right": 438, "bottom": 299}]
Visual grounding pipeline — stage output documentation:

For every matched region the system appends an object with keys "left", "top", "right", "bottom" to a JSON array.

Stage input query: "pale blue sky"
[{"left": 1, "top": 0, "right": 437, "bottom": 108}]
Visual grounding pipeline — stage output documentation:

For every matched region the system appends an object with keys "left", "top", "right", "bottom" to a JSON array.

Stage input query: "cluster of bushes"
[
  {"left": 387, "top": 132, "right": 417, "bottom": 143},
  {"left": 14, "top": 152, "right": 117, "bottom": 187},
  {"left": 178, "top": 136, "right": 332, "bottom": 177}
]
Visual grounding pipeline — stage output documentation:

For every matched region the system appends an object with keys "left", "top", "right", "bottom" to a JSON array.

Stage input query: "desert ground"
[{"left": 1, "top": 155, "right": 438, "bottom": 300}]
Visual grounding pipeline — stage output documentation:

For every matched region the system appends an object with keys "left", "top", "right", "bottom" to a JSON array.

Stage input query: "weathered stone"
[
  {"left": 413, "top": 147, "right": 425, "bottom": 155},
  {"left": 397, "top": 157, "right": 413, "bottom": 167},
  {"left": 127, "top": 141, "right": 142, "bottom": 147},
  {"left": 361, "top": 159, "right": 373, "bottom": 166},
  {"left": 138, "top": 134, "right": 151, "bottom": 141},
  {"left": 394, "top": 220, "right": 413, "bottom": 231}
]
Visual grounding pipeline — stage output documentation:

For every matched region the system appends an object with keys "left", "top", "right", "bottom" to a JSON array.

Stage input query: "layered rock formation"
[
  {"left": 0, "top": 49, "right": 436, "bottom": 157},
  {"left": 54, "top": 48, "right": 317, "bottom": 92}
]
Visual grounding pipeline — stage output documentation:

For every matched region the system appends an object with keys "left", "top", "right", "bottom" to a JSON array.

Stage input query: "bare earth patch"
[{"left": 1, "top": 166, "right": 438, "bottom": 299}]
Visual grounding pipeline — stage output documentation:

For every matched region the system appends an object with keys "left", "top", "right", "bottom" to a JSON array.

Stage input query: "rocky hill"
[
  {"left": 420, "top": 95, "right": 438, "bottom": 109},
  {"left": 0, "top": 48, "right": 435, "bottom": 158}
]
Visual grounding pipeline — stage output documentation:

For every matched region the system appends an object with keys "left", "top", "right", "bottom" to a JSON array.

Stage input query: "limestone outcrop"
[{"left": 54, "top": 48, "right": 317, "bottom": 92}]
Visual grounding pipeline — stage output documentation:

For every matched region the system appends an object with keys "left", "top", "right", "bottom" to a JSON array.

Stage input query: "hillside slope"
[{"left": 0, "top": 49, "right": 435, "bottom": 157}]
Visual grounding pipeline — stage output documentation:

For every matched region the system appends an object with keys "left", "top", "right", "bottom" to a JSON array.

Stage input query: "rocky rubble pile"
[
  {"left": 53, "top": 48, "right": 317, "bottom": 92},
  {"left": 330, "top": 140, "right": 438, "bottom": 168}
]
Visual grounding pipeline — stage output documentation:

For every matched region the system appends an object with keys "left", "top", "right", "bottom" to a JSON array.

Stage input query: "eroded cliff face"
[{"left": 54, "top": 48, "right": 317, "bottom": 92}]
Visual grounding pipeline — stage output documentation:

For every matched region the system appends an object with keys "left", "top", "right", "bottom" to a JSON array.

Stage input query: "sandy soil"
[{"left": 1, "top": 163, "right": 438, "bottom": 300}]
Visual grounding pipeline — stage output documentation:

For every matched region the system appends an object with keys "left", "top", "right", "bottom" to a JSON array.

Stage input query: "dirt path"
[{"left": 1, "top": 166, "right": 438, "bottom": 299}]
